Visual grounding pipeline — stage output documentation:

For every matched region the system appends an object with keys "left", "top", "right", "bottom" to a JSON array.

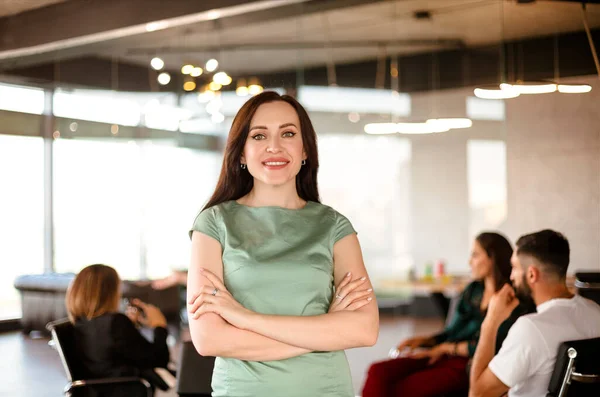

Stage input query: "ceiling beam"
[
  {"left": 125, "top": 39, "right": 466, "bottom": 55},
  {"left": 0, "top": 0, "right": 389, "bottom": 69}
]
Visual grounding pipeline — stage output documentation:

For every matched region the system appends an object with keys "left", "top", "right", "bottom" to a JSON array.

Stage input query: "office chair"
[
  {"left": 575, "top": 272, "right": 600, "bottom": 306},
  {"left": 546, "top": 337, "right": 600, "bottom": 397},
  {"left": 47, "top": 319, "right": 153, "bottom": 397}
]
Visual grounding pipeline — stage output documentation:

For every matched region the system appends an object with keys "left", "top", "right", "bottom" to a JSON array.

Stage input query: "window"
[
  {"left": 467, "top": 140, "right": 508, "bottom": 240},
  {"left": 0, "top": 83, "right": 45, "bottom": 115},
  {"left": 318, "top": 134, "right": 412, "bottom": 282},
  {"left": 141, "top": 143, "right": 221, "bottom": 279},
  {"left": 53, "top": 139, "right": 142, "bottom": 279},
  {"left": 0, "top": 135, "right": 44, "bottom": 320}
]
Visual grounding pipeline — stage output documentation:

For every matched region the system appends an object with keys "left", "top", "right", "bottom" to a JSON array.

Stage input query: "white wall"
[{"left": 505, "top": 75, "right": 600, "bottom": 273}]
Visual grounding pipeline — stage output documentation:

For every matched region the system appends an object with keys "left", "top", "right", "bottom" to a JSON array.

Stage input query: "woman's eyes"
[{"left": 251, "top": 131, "right": 296, "bottom": 140}]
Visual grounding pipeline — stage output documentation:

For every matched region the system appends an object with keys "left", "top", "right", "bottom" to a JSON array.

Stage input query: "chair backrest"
[
  {"left": 575, "top": 272, "right": 600, "bottom": 306},
  {"left": 176, "top": 341, "right": 214, "bottom": 396},
  {"left": 48, "top": 318, "right": 85, "bottom": 382},
  {"left": 547, "top": 337, "right": 600, "bottom": 397}
]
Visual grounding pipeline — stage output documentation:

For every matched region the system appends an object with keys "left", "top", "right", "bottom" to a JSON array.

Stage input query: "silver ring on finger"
[
  {"left": 212, "top": 288, "right": 218, "bottom": 296},
  {"left": 335, "top": 294, "right": 343, "bottom": 300}
]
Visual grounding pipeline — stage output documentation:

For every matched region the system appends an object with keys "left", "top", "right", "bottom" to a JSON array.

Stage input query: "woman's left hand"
[
  {"left": 410, "top": 342, "right": 453, "bottom": 365},
  {"left": 187, "top": 268, "right": 254, "bottom": 330}
]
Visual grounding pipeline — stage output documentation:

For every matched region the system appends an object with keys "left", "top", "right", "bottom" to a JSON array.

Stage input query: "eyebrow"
[{"left": 249, "top": 123, "right": 298, "bottom": 132}]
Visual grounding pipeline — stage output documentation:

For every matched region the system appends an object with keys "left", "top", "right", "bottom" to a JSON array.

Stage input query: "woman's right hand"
[
  {"left": 328, "top": 272, "right": 373, "bottom": 313},
  {"left": 396, "top": 335, "right": 430, "bottom": 351},
  {"left": 133, "top": 299, "right": 168, "bottom": 329}
]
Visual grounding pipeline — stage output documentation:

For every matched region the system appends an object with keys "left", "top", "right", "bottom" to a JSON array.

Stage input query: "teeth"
[{"left": 264, "top": 162, "right": 287, "bottom": 166}]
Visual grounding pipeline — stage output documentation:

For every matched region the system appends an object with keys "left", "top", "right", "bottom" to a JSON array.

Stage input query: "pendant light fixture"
[
  {"left": 364, "top": 52, "right": 472, "bottom": 135},
  {"left": 552, "top": 5, "right": 596, "bottom": 94},
  {"left": 474, "top": 0, "right": 520, "bottom": 99}
]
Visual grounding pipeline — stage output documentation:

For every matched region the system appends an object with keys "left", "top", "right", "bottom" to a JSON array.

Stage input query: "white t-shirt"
[{"left": 489, "top": 295, "right": 600, "bottom": 397}]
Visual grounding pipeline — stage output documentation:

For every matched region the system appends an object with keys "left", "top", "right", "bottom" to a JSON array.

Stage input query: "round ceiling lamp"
[
  {"left": 190, "top": 67, "right": 203, "bottom": 77},
  {"left": 157, "top": 72, "right": 171, "bottom": 85},
  {"left": 206, "top": 59, "right": 219, "bottom": 72},
  {"left": 236, "top": 79, "right": 249, "bottom": 96},
  {"left": 150, "top": 57, "right": 164, "bottom": 70},
  {"left": 213, "top": 72, "right": 232, "bottom": 86}
]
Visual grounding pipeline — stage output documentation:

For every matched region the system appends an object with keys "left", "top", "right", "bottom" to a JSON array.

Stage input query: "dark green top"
[
  {"left": 190, "top": 200, "right": 357, "bottom": 397},
  {"left": 434, "top": 281, "right": 535, "bottom": 356}
]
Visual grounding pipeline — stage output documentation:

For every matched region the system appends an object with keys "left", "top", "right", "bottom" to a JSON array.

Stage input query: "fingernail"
[
  {"left": 361, "top": 276, "right": 366, "bottom": 281},
  {"left": 367, "top": 288, "right": 373, "bottom": 292},
  {"left": 346, "top": 272, "right": 351, "bottom": 277},
  {"left": 367, "top": 297, "right": 373, "bottom": 301}
]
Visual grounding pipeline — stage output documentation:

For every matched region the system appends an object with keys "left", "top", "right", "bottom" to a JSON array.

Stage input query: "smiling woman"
[{"left": 186, "top": 91, "right": 379, "bottom": 397}]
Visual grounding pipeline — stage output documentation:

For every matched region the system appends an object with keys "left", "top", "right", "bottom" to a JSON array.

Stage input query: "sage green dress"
[{"left": 190, "top": 200, "right": 356, "bottom": 397}]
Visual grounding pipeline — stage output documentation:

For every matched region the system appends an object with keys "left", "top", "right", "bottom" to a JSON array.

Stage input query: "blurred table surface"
[
  {"left": 376, "top": 275, "right": 577, "bottom": 297},
  {"left": 376, "top": 276, "right": 470, "bottom": 298}
]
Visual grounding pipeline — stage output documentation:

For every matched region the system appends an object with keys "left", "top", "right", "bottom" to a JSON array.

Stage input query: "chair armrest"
[
  {"left": 572, "top": 372, "right": 600, "bottom": 383},
  {"left": 65, "top": 377, "right": 152, "bottom": 396}
]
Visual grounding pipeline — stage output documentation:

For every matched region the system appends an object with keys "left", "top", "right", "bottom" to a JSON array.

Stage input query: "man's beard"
[{"left": 514, "top": 275, "right": 533, "bottom": 302}]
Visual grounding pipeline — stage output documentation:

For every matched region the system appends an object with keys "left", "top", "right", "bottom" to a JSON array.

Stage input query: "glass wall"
[{"left": 0, "top": 135, "right": 44, "bottom": 320}]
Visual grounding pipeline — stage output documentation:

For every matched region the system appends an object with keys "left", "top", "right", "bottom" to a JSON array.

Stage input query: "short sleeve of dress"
[
  {"left": 188, "top": 206, "right": 221, "bottom": 243},
  {"left": 332, "top": 211, "right": 357, "bottom": 244}
]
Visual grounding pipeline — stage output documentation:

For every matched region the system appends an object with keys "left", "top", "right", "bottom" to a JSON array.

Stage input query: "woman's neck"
[
  {"left": 240, "top": 181, "right": 305, "bottom": 209},
  {"left": 483, "top": 275, "right": 497, "bottom": 293}
]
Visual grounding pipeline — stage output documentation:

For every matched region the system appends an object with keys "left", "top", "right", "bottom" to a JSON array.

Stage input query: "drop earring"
[
  {"left": 301, "top": 160, "right": 306, "bottom": 166},
  {"left": 241, "top": 164, "right": 247, "bottom": 169}
]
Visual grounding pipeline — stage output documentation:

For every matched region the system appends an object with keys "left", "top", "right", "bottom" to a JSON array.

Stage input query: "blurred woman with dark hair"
[
  {"left": 66, "top": 264, "right": 170, "bottom": 396},
  {"left": 186, "top": 91, "right": 379, "bottom": 396},
  {"left": 362, "top": 232, "right": 534, "bottom": 397}
]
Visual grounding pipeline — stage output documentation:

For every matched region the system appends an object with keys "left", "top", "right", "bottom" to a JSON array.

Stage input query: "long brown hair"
[
  {"left": 66, "top": 264, "right": 121, "bottom": 323},
  {"left": 203, "top": 91, "right": 320, "bottom": 210},
  {"left": 475, "top": 232, "right": 513, "bottom": 291}
]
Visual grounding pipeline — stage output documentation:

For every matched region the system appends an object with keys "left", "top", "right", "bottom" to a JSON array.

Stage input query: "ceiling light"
[
  {"left": 396, "top": 122, "right": 449, "bottom": 134},
  {"left": 213, "top": 72, "right": 232, "bottom": 85},
  {"left": 364, "top": 123, "right": 398, "bottom": 135},
  {"left": 364, "top": 122, "right": 450, "bottom": 135},
  {"left": 207, "top": 10, "right": 221, "bottom": 20},
  {"left": 236, "top": 86, "right": 249, "bottom": 96},
  {"left": 348, "top": 112, "right": 360, "bottom": 123},
  {"left": 474, "top": 85, "right": 520, "bottom": 99},
  {"left": 181, "top": 64, "right": 194, "bottom": 75},
  {"left": 157, "top": 72, "right": 171, "bottom": 85},
  {"left": 500, "top": 82, "right": 557, "bottom": 95},
  {"left": 209, "top": 82, "right": 222, "bottom": 91},
  {"left": 146, "top": 21, "right": 169, "bottom": 32},
  {"left": 190, "top": 67, "right": 203, "bottom": 77},
  {"left": 206, "top": 59, "right": 219, "bottom": 72},
  {"left": 248, "top": 84, "right": 263, "bottom": 95},
  {"left": 426, "top": 118, "right": 473, "bottom": 129},
  {"left": 557, "top": 84, "right": 592, "bottom": 94},
  {"left": 183, "top": 81, "right": 197, "bottom": 91},
  {"left": 150, "top": 57, "right": 164, "bottom": 70}
]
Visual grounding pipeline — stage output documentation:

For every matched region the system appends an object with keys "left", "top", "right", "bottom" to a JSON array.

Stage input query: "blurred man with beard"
[{"left": 468, "top": 229, "right": 600, "bottom": 397}]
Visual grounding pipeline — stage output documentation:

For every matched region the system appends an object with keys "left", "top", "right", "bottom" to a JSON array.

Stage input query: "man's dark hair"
[{"left": 516, "top": 229, "right": 570, "bottom": 279}]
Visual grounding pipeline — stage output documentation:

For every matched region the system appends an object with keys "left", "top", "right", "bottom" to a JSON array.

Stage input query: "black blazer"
[{"left": 74, "top": 313, "right": 170, "bottom": 380}]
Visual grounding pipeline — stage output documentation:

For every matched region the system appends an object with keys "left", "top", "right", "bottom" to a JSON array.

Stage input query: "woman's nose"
[{"left": 266, "top": 136, "right": 282, "bottom": 152}]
